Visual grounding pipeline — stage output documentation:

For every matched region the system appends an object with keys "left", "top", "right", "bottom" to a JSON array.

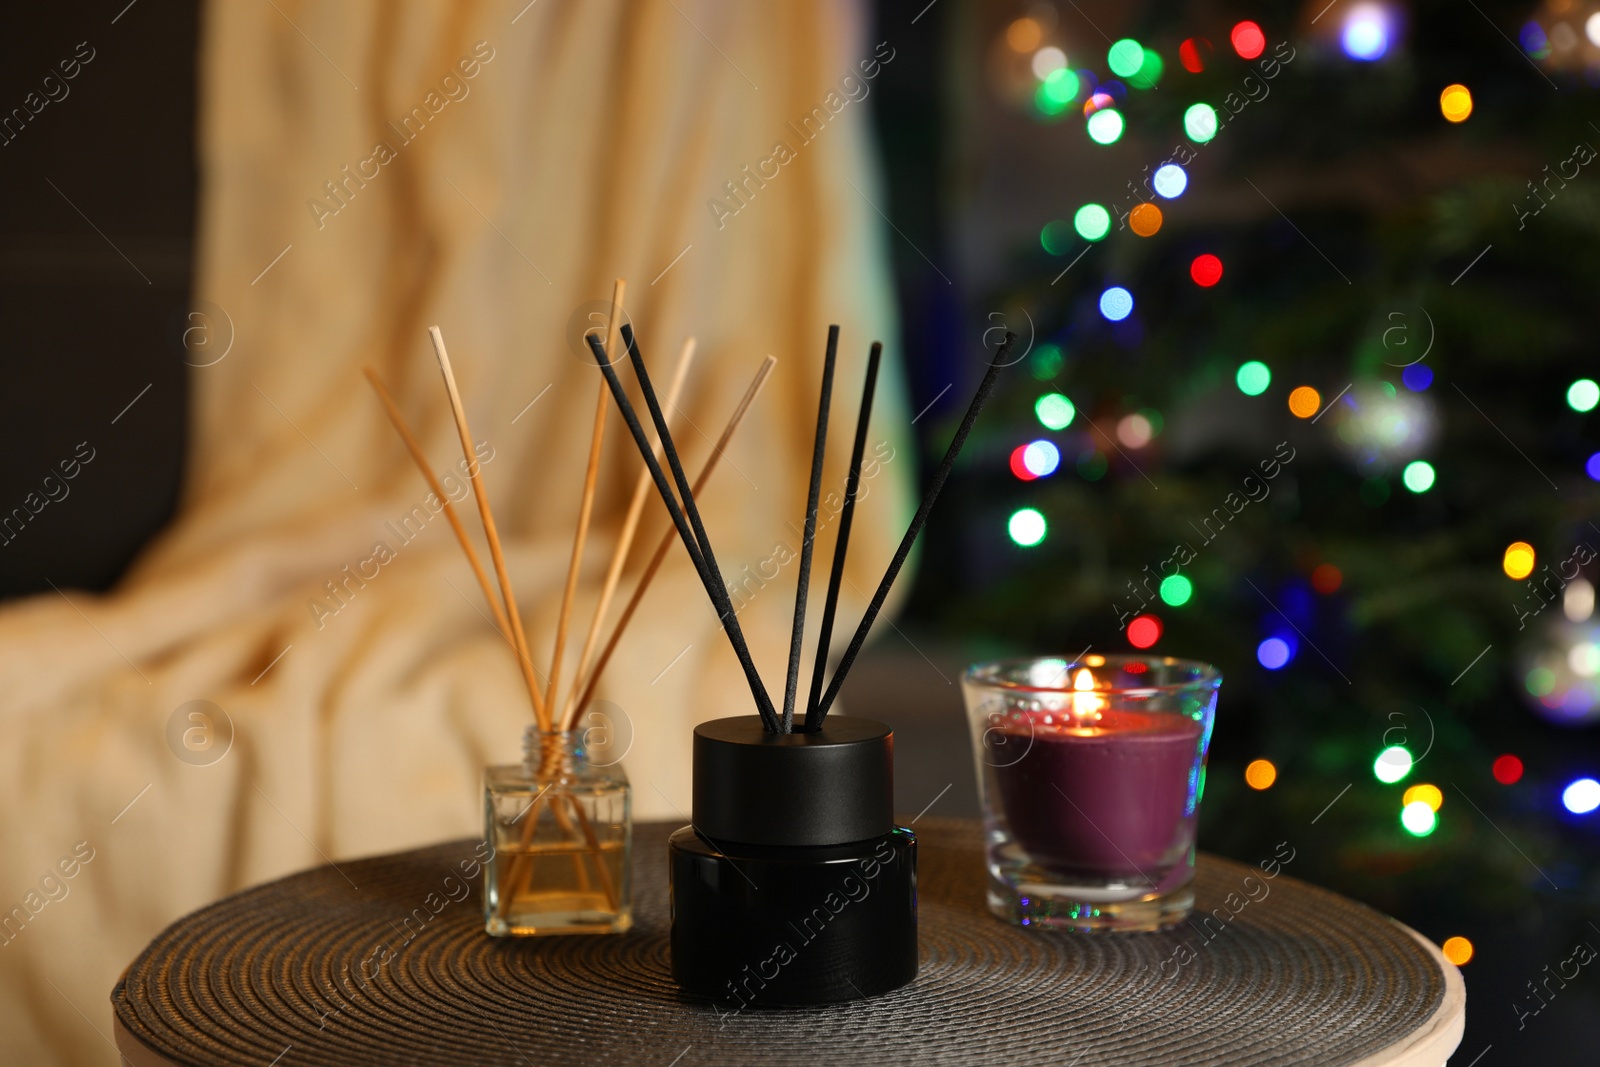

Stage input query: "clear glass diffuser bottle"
[{"left": 483, "top": 727, "right": 632, "bottom": 936}]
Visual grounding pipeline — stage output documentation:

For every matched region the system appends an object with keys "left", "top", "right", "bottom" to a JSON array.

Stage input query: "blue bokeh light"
[
  {"left": 1152, "top": 164, "right": 1188, "bottom": 199},
  {"left": 1099, "top": 287, "right": 1134, "bottom": 321},
  {"left": 1257, "top": 637, "right": 1292, "bottom": 670},
  {"left": 1401, "top": 364, "right": 1433, "bottom": 392}
]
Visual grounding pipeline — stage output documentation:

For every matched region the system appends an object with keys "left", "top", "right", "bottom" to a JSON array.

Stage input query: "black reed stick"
[
  {"left": 587, "top": 331, "right": 780, "bottom": 731},
  {"left": 803, "top": 341, "right": 881, "bottom": 731},
  {"left": 781, "top": 326, "right": 838, "bottom": 733},
  {"left": 811, "top": 331, "right": 1015, "bottom": 727},
  {"left": 618, "top": 325, "right": 780, "bottom": 727}
]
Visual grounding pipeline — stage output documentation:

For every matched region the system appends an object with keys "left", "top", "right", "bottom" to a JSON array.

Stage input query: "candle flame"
[{"left": 1070, "top": 668, "right": 1103, "bottom": 723}]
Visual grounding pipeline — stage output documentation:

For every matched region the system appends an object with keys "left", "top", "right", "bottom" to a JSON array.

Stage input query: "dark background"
[{"left": 3, "top": 1, "right": 1596, "bottom": 1063}]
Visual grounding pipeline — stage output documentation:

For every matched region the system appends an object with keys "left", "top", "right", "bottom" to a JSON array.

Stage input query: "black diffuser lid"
[{"left": 692, "top": 715, "right": 894, "bottom": 847}]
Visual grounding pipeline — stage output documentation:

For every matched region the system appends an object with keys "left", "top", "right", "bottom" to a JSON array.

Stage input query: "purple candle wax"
[{"left": 992, "top": 709, "right": 1204, "bottom": 879}]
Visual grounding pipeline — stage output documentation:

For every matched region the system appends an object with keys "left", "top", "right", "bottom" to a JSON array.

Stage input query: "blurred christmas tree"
[{"left": 889, "top": 0, "right": 1600, "bottom": 962}]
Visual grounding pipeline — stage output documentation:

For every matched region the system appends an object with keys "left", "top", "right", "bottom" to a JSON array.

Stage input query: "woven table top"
[{"left": 111, "top": 819, "right": 1463, "bottom": 1067}]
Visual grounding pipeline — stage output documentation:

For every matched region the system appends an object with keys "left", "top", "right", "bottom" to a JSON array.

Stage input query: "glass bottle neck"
[{"left": 522, "top": 727, "right": 583, "bottom": 778}]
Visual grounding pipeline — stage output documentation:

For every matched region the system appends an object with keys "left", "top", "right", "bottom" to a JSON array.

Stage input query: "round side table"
[{"left": 112, "top": 819, "right": 1463, "bottom": 1066}]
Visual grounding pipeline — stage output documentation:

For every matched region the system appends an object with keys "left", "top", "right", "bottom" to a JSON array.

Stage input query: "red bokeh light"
[
  {"left": 1492, "top": 754, "right": 1524, "bottom": 785},
  {"left": 1009, "top": 444, "right": 1037, "bottom": 481},
  {"left": 1311, "top": 564, "right": 1343, "bottom": 594},
  {"left": 1190, "top": 254, "right": 1224, "bottom": 287},
  {"left": 1127, "top": 614, "right": 1163, "bottom": 649},
  {"left": 1178, "top": 37, "right": 1212, "bottom": 73},
  {"left": 1231, "top": 21, "right": 1266, "bottom": 60}
]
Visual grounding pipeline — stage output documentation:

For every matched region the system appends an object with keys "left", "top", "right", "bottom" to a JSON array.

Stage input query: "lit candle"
[{"left": 990, "top": 664, "right": 1206, "bottom": 880}]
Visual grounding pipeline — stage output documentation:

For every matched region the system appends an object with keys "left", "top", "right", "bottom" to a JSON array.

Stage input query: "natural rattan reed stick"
[
  {"left": 562, "top": 337, "right": 697, "bottom": 729},
  {"left": 363, "top": 367, "right": 527, "bottom": 655},
  {"left": 546, "top": 280, "right": 626, "bottom": 718},
  {"left": 570, "top": 355, "right": 776, "bottom": 723},
  {"left": 428, "top": 325, "right": 549, "bottom": 729}
]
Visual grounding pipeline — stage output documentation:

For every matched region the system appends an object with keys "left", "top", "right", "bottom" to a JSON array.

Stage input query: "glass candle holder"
[
  {"left": 483, "top": 726, "right": 632, "bottom": 936},
  {"left": 963, "top": 655, "right": 1220, "bottom": 932}
]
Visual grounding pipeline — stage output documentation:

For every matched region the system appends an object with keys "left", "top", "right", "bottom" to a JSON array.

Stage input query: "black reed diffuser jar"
[
  {"left": 669, "top": 715, "right": 916, "bottom": 1006},
  {"left": 590, "top": 321, "right": 1012, "bottom": 1008}
]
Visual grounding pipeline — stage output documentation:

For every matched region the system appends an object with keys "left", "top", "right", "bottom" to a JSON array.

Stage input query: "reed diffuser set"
[
  {"left": 366, "top": 280, "right": 775, "bottom": 937},
  {"left": 586, "top": 320, "right": 1014, "bottom": 1006}
]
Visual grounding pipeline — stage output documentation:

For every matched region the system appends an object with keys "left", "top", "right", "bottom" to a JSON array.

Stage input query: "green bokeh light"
[
  {"left": 1086, "top": 109, "right": 1124, "bottom": 145},
  {"left": 1568, "top": 378, "right": 1600, "bottom": 412},
  {"left": 1074, "top": 203, "right": 1112, "bottom": 241},
  {"left": 1402, "top": 461, "right": 1435, "bottom": 493},
  {"left": 1183, "top": 103, "right": 1218, "bottom": 143},
  {"left": 1040, "top": 220, "right": 1075, "bottom": 255},
  {"left": 1236, "top": 361, "right": 1271, "bottom": 396},
  {"left": 1107, "top": 39, "right": 1145, "bottom": 77},
  {"left": 1035, "top": 392, "right": 1075, "bottom": 429},
  {"left": 1042, "top": 67, "right": 1080, "bottom": 105},
  {"left": 1400, "top": 801, "right": 1437, "bottom": 837},
  {"left": 1128, "top": 49, "right": 1164, "bottom": 89},
  {"left": 1374, "top": 745, "right": 1413, "bottom": 784},
  {"left": 1008, "top": 508, "right": 1048, "bottom": 547},
  {"left": 1030, "top": 345, "right": 1064, "bottom": 381},
  {"left": 1159, "top": 574, "right": 1193, "bottom": 606}
]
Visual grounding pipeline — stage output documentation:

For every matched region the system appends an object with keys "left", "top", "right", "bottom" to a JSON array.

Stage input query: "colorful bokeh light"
[
  {"left": 1178, "top": 38, "right": 1211, "bottom": 73},
  {"left": 1041, "top": 66, "right": 1080, "bottom": 105},
  {"left": 1245, "top": 759, "right": 1277, "bottom": 790},
  {"left": 1116, "top": 412, "right": 1154, "bottom": 448},
  {"left": 1087, "top": 108, "right": 1125, "bottom": 144},
  {"left": 1074, "top": 203, "right": 1112, "bottom": 241},
  {"left": 1588, "top": 453, "right": 1600, "bottom": 481},
  {"left": 1312, "top": 564, "right": 1343, "bottom": 594},
  {"left": 1023, "top": 440, "right": 1060, "bottom": 477},
  {"left": 1008, "top": 508, "right": 1048, "bottom": 547},
  {"left": 1257, "top": 637, "right": 1291, "bottom": 670},
  {"left": 1230, "top": 21, "right": 1266, "bottom": 59},
  {"left": 1492, "top": 754, "right": 1524, "bottom": 784},
  {"left": 1009, "top": 444, "right": 1037, "bottom": 481},
  {"left": 1129, "top": 202, "right": 1163, "bottom": 237},
  {"left": 1439, "top": 84, "right": 1473, "bottom": 123},
  {"left": 1032, "top": 46, "right": 1068, "bottom": 80},
  {"left": 1402, "top": 460, "right": 1435, "bottom": 493},
  {"left": 1442, "top": 937, "right": 1474, "bottom": 966},
  {"left": 1127, "top": 614, "right": 1163, "bottom": 648},
  {"left": 1006, "top": 17, "right": 1042, "bottom": 51},
  {"left": 1342, "top": 3, "right": 1393, "bottom": 61},
  {"left": 1403, "top": 783, "right": 1443, "bottom": 811},
  {"left": 1153, "top": 164, "right": 1188, "bottom": 198},
  {"left": 1401, "top": 800, "right": 1437, "bottom": 836},
  {"left": 1039, "top": 220, "right": 1074, "bottom": 255},
  {"left": 1376, "top": 751, "right": 1414, "bottom": 783},
  {"left": 1288, "top": 386, "right": 1321, "bottom": 418},
  {"left": 1402, "top": 364, "right": 1433, "bottom": 391},
  {"left": 1184, "top": 103, "right": 1218, "bottom": 143},
  {"left": 1374, "top": 745, "right": 1413, "bottom": 784},
  {"left": 1129, "top": 49, "right": 1164, "bottom": 90},
  {"left": 1099, "top": 287, "right": 1134, "bottom": 321},
  {"left": 1030, "top": 344, "right": 1064, "bottom": 381},
  {"left": 1190, "top": 254, "right": 1224, "bottom": 287},
  {"left": 1160, "top": 574, "right": 1193, "bottom": 606},
  {"left": 1503, "top": 541, "right": 1536, "bottom": 580},
  {"left": 1107, "top": 39, "right": 1145, "bottom": 78},
  {"left": 1568, "top": 378, "right": 1599, "bottom": 412},
  {"left": 1236, "top": 361, "right": 1271, "bottom": 396},
  {"left": 1036, "top": 393, "right": 1076, "bottom": 430},
  {"left": 1562, "top": 777, "right": 1600, "bottom": 814}
]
